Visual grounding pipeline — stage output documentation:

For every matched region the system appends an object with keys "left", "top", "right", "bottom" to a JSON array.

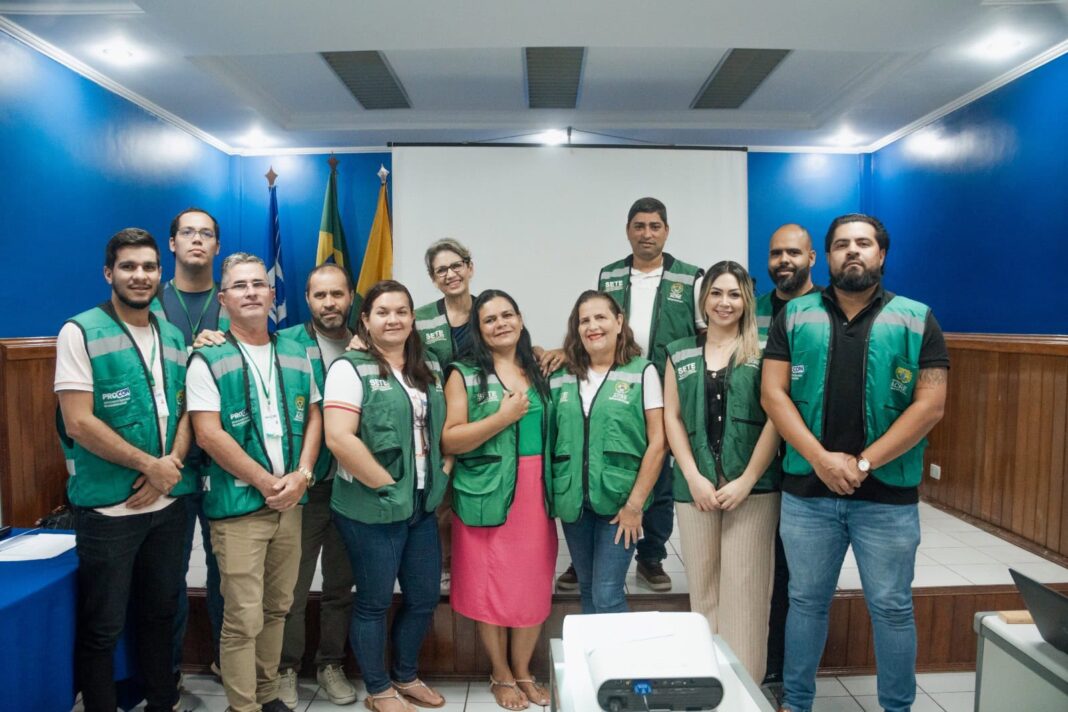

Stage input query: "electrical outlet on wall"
[{"left": 930, "top": 463, "right": 941, "bottom": 480}]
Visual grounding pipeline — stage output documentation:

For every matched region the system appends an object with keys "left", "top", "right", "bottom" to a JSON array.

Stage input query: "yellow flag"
[{"left": 356, "top": 181, "right": 393, "bottom": 295}]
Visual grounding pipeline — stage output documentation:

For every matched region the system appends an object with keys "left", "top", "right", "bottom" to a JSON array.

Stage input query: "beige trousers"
[
  {"left": 676, "top": 492, "right": 780, "bottom": 683},
  {"left": 211, "top": 506, "right": 302, "bottom": 712}
]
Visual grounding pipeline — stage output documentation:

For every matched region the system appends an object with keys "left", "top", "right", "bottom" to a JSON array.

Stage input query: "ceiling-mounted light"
[
  {"left": 98, "top": 39, "right": 140, "bottom": 66},
  {"left": 237, "top": 127, "right": 274, "bottom": 150},
  {"left": 970, "top": 30, "right": 1027, "bottom": 61},
  {"left": 828, "top": 126, "right": 863, "bottom": 147},
  {"left": 536, "top": 129, "right": 569, "bottom": 146}
]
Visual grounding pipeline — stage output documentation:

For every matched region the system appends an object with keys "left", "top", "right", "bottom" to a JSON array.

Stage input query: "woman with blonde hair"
[{"left": 663, "top": 260, "right": 782, "bottom": 682}]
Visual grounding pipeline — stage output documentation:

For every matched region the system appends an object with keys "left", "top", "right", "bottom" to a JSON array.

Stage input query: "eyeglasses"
[
  {"left": 221, "top": 280, "right": 269, "bottom": 293},
  {"left": 177, "top": 227, "right": 217, "bottom": 240},
  {"left": 433, "top": 259, "right": 469, "bottom": 278}
]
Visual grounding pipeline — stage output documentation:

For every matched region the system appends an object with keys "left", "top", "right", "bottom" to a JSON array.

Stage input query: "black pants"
[
  {"left": 74, "top": 499, "right": 186, "bottom": 712},
  {"left": 764, "top": 525, "right": 790, "bottom": 683}
]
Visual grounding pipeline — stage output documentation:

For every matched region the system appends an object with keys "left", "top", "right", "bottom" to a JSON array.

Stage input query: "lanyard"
[
  {"left": 171, "top": 281, "right": 216, "bottom": 337},
  {"left": 237, "top": 341, "right": 275, "bottom": 406},
  {"left": 146, "top": 327, "right": 158, "bottom": 388}
]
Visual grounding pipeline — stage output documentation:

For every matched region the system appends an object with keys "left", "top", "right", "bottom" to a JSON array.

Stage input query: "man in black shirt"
[
  {"left": 152, "top": 207, "right": 227, "bottom": 680},
  {"left": 757, "top": 223, "right": 822, "bottom": 692},
  {"left": 762, "top": 214, "right": 948, "bottom": 712}
]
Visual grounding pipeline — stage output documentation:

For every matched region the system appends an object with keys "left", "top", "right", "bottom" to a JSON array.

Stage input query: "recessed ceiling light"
[
  {"left": 828, "top": 126, "right": 864, "bottom": 147},
  {"left": 536, "top": 129, "right": 569, "bottom": 146},
  {"left": 98, "top": 40, "right": 140, "bottom": 66},
  {"left": 237, "top": 127, "right": 274, "bottom": 149},
  {"left": 970, "top": 30, "right": 1027, "bottom": 61}
]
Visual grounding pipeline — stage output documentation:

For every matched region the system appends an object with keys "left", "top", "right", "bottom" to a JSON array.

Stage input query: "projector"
[{"left": 562, "top": 611, "right": 724, "bottom": 711}]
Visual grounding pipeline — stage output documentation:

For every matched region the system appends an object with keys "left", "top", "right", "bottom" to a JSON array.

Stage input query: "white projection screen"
[{"left": 391, "top": 146, "right": 747, "bottom": 347}]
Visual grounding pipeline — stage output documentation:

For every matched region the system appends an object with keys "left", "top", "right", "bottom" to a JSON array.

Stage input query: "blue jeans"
[
  {"left": 779, "top": 493, "right": 920, "bottom": 712},
  {"left": 173, "top": 492, "right": 224, "bottom": 669},
  {"left": 334, "top": 508, "right": 441, "bottom": 695},
  {"left": 562, "top": 510, "right": 635, "bottom": 614},
  {"left": 74, "top": 500, "right": 186, "bottom": 712},
  {"left": 636, "top": 457, "right": 674, "bottom": 564}
]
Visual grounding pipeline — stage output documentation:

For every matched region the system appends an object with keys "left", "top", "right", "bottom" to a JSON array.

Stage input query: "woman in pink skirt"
[{"left": 442, "top": 289, "right": 557, "bottom": 710}]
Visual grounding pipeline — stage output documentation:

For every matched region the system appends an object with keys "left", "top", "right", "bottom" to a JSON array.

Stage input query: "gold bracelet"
[{"left": 624, "top": 501, "right": 642, "bottom": 515}]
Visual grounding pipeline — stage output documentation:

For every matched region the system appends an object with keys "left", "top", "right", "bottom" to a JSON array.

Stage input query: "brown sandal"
[
  {"left": 490, "top": 676, "right": 530, "bottom": 710},
  {"left": 393, "top": 678, "right": 445, "bottom": 709},
  {"left": 365, "top": 688, "right": 414, "bottom": 712},
  {"left": 515, "top": 678, "right": 550, "bottom": 707}
]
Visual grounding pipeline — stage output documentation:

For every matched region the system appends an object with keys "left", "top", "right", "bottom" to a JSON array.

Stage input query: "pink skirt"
[{"left": 450, "top": 455, "right": 558, "bottom": 627}]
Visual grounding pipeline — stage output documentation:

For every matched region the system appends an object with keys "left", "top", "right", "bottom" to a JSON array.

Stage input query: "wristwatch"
[
  {"left": 857, "top": 456, "right": 872, "bottom": 473},
  {"left": 299, "top": 466, "right": 314, "bottom": 488}
]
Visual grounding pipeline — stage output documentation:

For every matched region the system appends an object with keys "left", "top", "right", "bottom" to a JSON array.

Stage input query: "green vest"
[
  {"left": 450, "top": 361, "right": 551, "bottom": 527},
  {"left": 59, "top": 304, "right": 194, "bottom": 507},
  {"left": 193, "top": 332, "right": 314, "bottom": 519},
  {"left": 598, "top": 253, "right": 702, "bottom": 377},
  {"left": 549, "top": 358, "right": 654, "bottom": 522},
  {"left": 329, "top": 351, "right": 448, "bottom": 525},
  {"left": 666, "top": 337, "right": 781, "bottom": 502},
  {"left": 277, "top": 322, "right": 336, "bottom": 482},
  {"left": 782, "top": 292, "right": 930, "bottom": 488},
  {"left": 415, "top": 299, "right": 458, "bottom": 365},
  {"left": 756, "top": 292, "right": 774, "bottom": 350}
]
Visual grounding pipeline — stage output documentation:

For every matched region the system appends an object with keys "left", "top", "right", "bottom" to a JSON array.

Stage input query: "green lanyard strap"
[
  {"left": 171, "top": 281, "right": 217, "bottom": 337},
  {"left": 237, "top": 341, "right": 276, "bottom": 406}
]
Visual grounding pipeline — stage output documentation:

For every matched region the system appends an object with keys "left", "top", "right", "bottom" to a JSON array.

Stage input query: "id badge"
[
  {"left": 263, "top": 407, "right": 283, "bottom": 437},
  {"left": 153, "top": 386, "right": 170, "bottom": 417}
]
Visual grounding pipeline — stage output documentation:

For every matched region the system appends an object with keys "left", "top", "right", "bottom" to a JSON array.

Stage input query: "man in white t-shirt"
[
  {"left": 55, "top": 228, "right": 191, "bottom": 712},
  {"left": 555, "top": 197, "right": 704, "bottom": 593},
  {"left": 187, "top": 253, "right": 322, "bottom": 712},
  {"left": 275, "top": 264, "right": 359, "bottom": 708}
]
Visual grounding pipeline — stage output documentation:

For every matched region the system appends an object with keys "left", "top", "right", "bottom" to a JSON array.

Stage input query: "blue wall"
[
  {"left": 747, "top": 152, "right": 864, "bottom": 296},
  {"left": 4, "top": 28, "right": 1066, "bottom": 336},
  {"left": 0, "top": 32, "right": 233, "bottom": 337},
  {"left": 870, "top": 54, "right": 1068, "bottom": 334}
]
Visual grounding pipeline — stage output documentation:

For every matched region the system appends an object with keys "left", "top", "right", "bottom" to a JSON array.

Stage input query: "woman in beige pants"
[{"left": 663, "top": 260, "right": 782, "bottom": 683}]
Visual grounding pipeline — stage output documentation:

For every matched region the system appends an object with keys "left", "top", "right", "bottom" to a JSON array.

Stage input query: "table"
[
  {"left": 973, "top": 612, "right": 1068, "bottom": 711},
  {"left": 0, "top": 530, "right": 79, "bottom": 712},
  {"left": 549, "top": 634, "right": 774, "bottom": 711}
]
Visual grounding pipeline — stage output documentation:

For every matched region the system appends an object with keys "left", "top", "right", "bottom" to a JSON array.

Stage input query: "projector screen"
[{"left": 392, "top": 145, "right": 747, "bottom": 348}]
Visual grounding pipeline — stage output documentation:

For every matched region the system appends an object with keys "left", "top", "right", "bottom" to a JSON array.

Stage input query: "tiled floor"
[
  {"left": 165, "top": 671, "right": 977, "bottom": 711},
  {"left": 187, "top": 501, "right": 1068, "bottom": 593}
]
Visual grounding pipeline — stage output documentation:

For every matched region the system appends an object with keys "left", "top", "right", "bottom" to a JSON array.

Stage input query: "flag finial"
[
  {"left": 328, "top": 154, "right": 339, "bottom": 172},
  {"left": 378, "top": 164, "right": 390, "bottom": 184},
  {"left": 265, "top": 165, "right": 278, "bottom": 187}
]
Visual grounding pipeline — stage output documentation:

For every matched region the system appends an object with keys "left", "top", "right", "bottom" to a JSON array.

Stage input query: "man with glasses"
[
  {"left": 187, "top": 253, "right": 322, "bottom": 712},
  {"left": 150, "top": 207, "right": 228, "bottom": 681}
]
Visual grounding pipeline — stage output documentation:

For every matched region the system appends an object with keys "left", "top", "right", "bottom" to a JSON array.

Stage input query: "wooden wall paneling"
[
  {"left": 1033, "top": 359, "right": 1055, "bottom": 545},
  {"left": 1049, "top": 359, "right": 1067, "bottom": 552},
  {"left": 0, "top": 338, "right": 66, "bottom": 527}
]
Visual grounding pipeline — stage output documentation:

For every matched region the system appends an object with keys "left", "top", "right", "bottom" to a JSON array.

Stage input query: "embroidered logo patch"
[
  {"left": 609, "top": 381, "right": 632, "bottom": 403},
  {"left": 294, "top": 395, "right": 306, "bottom": 422},
  {"left": 477, "top": 390, "right": 500, "bottom": 404},
  {"left": 101, "top": 386, "right": 131, "bottom": 408},
  {"left": 369, "top": 378, "right": 392, "bottom": 392},
  {"left": 891, "top": 366, "right": 913, "bottom": 394},
  {"left": 676, "top": 362, "right": 697, "bottom": 381},
  {"left": 175, "top": 389, "right": 185, "bottom": 408},
  {"left": 603, "top": 279, "right": 624, "bottom": 291},
  {"left": 791, "top": 364, "right": 806, "bottom": 381},
  {"left": 425, "top": 329, "right": 446, "bottom": 345},
  {"left": 559, "top": 391, "right": 570, "bottom": 403},
  {"left": 667, "top": 282, "right": 685, "bottom": 303},
  {"left": 229, "top": 409, "right": 251, "bottom": 427}
]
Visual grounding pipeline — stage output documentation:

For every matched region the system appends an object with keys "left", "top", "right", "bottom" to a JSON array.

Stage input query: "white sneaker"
[
  {"left": 278, "top": 667, "right": 299, "bottom": 710},
  {"left": 317, "top": 664, "right": 358, "bottom": 705}
]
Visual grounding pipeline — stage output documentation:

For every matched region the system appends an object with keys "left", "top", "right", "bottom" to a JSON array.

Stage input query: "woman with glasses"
[
  {"left": 663, "top": 260, "right": 782, "bottom": 683},
  {"left": 324, "top": 280, "right": 450, "bottom": 712},
  {"left": 442, "top": 290, "right": 556, "bottom": 710},
  {"left": 416, "top": 239, "right": 477, "bottom": 364}
]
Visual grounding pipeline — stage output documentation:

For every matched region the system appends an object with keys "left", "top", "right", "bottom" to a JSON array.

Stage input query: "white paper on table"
[{"left": 0, "top": 533, "right": 76, "bottom": 561}]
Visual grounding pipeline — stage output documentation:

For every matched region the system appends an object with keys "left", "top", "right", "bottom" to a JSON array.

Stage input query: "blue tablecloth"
[{"left": 0, "top": 530, "right": 79, "bottom": 712}]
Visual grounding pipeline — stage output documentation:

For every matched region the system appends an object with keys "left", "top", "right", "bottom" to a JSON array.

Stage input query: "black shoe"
[
  {"left": 556, "top": 564, "right": 579, "bottom": 592},
  {"left": 261, "top": 699, "right": 293, "bottom": 712},
  {"left": 636, "top": 560, "right": 672, "bottom": 591}
]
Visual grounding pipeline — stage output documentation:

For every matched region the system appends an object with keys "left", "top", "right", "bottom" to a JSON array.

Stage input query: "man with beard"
[
  {"left": 275, "top": 264, "right": 358, "bottom": 708},
  {"left": 55, "top": 228, "right": 191, "bottom": 712},
  {"left": 757, "top": 224, "right": 820, "bottom": 348},
  {"left": 761, "top": 214, "right": 949, "bottom": 712},
  {"left": 187, "top": 253, "right": 321, "bottom": 712},
  {"left": 755, "top": 223, "right": 821, "bottom": 693}
]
